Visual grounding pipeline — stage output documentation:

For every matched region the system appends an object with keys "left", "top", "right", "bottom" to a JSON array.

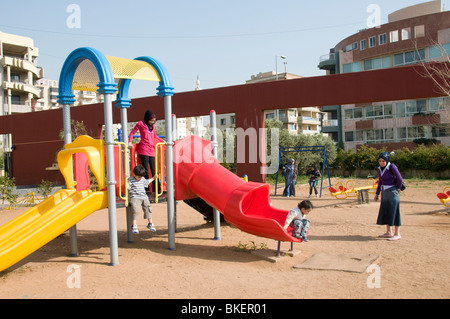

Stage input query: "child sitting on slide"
[{"left": 283, "top": 200, "right": 313, "bottom": 241}]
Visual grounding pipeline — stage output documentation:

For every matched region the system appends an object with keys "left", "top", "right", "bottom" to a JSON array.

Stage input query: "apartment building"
[
  {"left": 244, "top": 71, "right": 325, "bottom": 135},
  {"left": 318, "top": 0, "right": 450, "bottom": 150},
  {"left": 0, "top": 30, "right": 44, "bottom": 115}
]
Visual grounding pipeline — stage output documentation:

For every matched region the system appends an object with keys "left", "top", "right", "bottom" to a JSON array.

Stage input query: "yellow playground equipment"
[
  {"left": 329, "top": 178, "right": 378, "bottom": 201},
  {"left": 0, "top": 135, "right": 128, "bottom": 272},
  {"left": 436, "top": 187, "right": 450, "bottom": 207}
]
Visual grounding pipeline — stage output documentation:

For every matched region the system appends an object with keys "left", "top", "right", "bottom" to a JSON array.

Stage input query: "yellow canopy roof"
[{"left": 72, "top": 56, "right": 161, "bottom": 92}]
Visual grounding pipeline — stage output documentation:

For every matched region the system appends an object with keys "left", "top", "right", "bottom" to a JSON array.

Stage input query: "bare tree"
[{"left": 417, "top": 40, "right": 450, "bottom": 98}]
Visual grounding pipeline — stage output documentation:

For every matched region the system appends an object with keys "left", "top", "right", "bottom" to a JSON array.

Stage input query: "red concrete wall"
[{"left": 0, "top": 63, "right": 446, "bottom": 186}]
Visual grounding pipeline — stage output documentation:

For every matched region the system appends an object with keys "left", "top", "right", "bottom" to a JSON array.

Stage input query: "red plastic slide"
[{"left": 173, "top": 135, "right": 301, "bottom": 242}]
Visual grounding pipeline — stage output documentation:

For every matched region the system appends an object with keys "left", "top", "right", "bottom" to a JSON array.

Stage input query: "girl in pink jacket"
[{"left": 128, "top": 110, "right": 164, "bottom": 192}]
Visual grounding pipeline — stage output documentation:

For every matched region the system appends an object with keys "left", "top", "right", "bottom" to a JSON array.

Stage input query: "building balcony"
[
  {"left": 2, "top": 81, "right": 42, "bottom": 97},
  {"left": 2, "top": 56, "right": 44, "bottom": 79},
  {"left": 411, "top": 113, "right": 441, "bottom": 125},
  {"left": 10, "top": 103, "right": 32, "bottom": 113},
  {"left": 318, "top": 52, "right": 337, "bottom": 71},
  {"left": 299, "top": 116, "right": 321, "bottom": 125}
]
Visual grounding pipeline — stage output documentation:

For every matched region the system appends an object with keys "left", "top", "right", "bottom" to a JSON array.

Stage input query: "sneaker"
[
  {"left": 132, "top": 225, "right": 139, "bottom": 234},
  {"left": 302, "top": 237, "right": 309, "bottom": 242},
  {"left": 147, "top": 223, "right": 156, "bottom": 231}
]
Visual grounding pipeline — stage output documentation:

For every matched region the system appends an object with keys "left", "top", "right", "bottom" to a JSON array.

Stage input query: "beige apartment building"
[
  {"left": 244, "top": 71, "right": 325, "bottom": 135},
  {"left": 0, "top": 30, "right": 44, "bottom": 115}
]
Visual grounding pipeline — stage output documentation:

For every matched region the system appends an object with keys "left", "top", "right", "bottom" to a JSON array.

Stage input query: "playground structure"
[
  {"left": 0, "top": 47, "right": 306, "bottom": 272},
  {"left": 436, "top": 187, "right": 450, "bottom": 207},
  {"left": 275, "top": 146, "right": 331, "bottom": 197},
  {"left": 328, "top": 178, "right": 378, "bottom": 203}
]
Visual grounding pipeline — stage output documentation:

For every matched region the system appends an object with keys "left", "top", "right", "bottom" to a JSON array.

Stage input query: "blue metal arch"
[
  {"left": 115, "top": 56, "right": 174, "bottom": 109},
  {"left": 57, "top": 47, "right": 117, "bottom": 105}
]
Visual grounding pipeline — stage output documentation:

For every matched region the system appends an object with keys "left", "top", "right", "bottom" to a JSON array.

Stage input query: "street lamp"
[{"left": 275, "top": 55, "right": 287, "bottom": 80}]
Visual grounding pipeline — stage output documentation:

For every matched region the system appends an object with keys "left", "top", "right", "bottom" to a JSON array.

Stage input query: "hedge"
[{"left": 330, "top": 144, "right": 450, "bottom": 172}]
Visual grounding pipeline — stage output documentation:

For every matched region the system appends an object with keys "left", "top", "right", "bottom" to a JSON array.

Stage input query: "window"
[
  {"left": 344, "top": 109, "right": 353, "bottom": 120},
  {"left": 344, "top": 107, "right": 363, "bottom": 119},
  {"left": 265, "top": 113, "right": 275, "bottom": 119},
  {"left": 220, "top": 118, "right": 226, "bottom": 125},
  {"left": 342, "top": 62, "right": 362, "bottom": 73},
  {"left": 345, "top": 131, "right": 355, "bottom": 142},
  {"left": 406, "top": 101, "right": 416, "bottom": 113},
  {"left": 397, "top": 127, "right": 407, "bottom": 140},
  {"left": 359, "top": 39, "right": 367, "bottom": 51},
  {"left": 379, "top": 33, "right": 387, "bottom": 45},
  {"left": 395, "top": 100, "right": 428, "bottom": 117},
  {"left": 11, "top": 95, "right": 21, "bottom": 104},
  {"left": 429, "top": 43, "right": 450, "bottom": 59},
  {"left": 345, "top": 42, "right": 358, "bottom": 52},
  {"left": 365, "top": 104, "right": 391, "bottom": 119},
  {"left": 430, "top": 97, "right": 449, "bottom": 111},
  {"left": 390, "top": 30, "right": 399, "bottom": 43},
  {"left": 385, "top": 128, "right": 394, "bottom": 141},
  {"left": 369, "top": 36, "right": 376, "bottom": 48},
  {"left": 354, "top": 108, "right": 363, "bottom": 119},
  {"left": 366, "top": 129, "right": 388, "bottom": 143},
  {"left": 416, "top": 100, "right": 427, "bottom": 113},
  {"left": 364, "top": 56, "right": 391, "bottom": 70},
  {"left": 394, "top": 49, "right": 425, "bottom": 66},
  {"left": 401, "top": 28, "right": 411, "bottom": 40},
  {"left": 345, "top": 131, "right": 364, "bottom": 142},
  {"left": 360, "top": 39, "right": 367, "bottom": 50},
  {"left": 11, "top": 73, "right": 20, "bottom": 82},
  {"left": 432, "top": 124, "right": 450, "bottom": 137},
  {"left": 414, "top": 25, "right": 425, "bottom": 38},
  {"left": 384, "top": 104, "right": 393, "bottom": 118}
]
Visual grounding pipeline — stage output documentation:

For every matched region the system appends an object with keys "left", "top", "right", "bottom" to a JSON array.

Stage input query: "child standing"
[
  {"left": 307, "top": 165, "right": 320, "bottom": 198},
  {"left": 283, "top": 200, "right": 313, "bottom": 241},
  {"left": 127, "top": 164, "right": 157, "bottom": 234}
]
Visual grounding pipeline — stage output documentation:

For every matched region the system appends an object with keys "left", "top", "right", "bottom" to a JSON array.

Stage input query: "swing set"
[{"left": 275, "top": 146, "right": 332, "bottom": 197}]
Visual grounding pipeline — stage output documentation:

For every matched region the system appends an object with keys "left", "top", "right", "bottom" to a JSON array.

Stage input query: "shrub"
[
  {"left": 332, "top": 144, "right": 450, "bottom": 173},
  {"left": 0, "top": 175, "right": 17, "bottom": 210}
]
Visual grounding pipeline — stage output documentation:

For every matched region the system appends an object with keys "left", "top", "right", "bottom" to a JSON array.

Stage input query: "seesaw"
[
  {"left": 436, "top": 187, "right": 450, "bottom": 207},
  {"left": 329, "top": 178, "right": 378, "bottom": 201}
]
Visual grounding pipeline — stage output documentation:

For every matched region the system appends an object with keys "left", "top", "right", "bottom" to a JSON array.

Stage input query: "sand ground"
[{"left": 0, "top": 178, "right": 449, "bottom": 299}]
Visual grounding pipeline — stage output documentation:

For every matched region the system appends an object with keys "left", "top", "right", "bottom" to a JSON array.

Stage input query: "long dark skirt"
[{"left": 377, "top": 187, "right": 401, "bottom": 226}]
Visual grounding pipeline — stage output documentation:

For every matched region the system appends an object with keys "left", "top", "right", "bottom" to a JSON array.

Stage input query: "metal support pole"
[
  {"left": 164, "top": 96, "right": 176, "bottom": 250},
  {"left": 171, "top": 114, "right": 177, "bottom": 142},
  {"left": 171, "top": 113, "right": 177, "bottom": 231},
  {"left": 120, "top": 107, "right": 134, "bottom": 244},
  {"left": 210, "top": 110, "right": 221, "bottom": 240},
  {"left": 104, "top": 93, "right": 119, "bottom": 265},
  {"left": 63, "top": 104, "right": 79, "bottom": 257}
]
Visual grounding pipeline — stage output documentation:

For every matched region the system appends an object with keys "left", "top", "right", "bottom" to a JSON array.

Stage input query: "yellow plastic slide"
[{"left": 0, "top": 189, "right": 108, "bottom": 272}]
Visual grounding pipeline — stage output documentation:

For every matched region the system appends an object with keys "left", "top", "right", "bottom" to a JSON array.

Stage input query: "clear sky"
[{"left": 1, "top": 0, "right": 449, "bottom": 98}]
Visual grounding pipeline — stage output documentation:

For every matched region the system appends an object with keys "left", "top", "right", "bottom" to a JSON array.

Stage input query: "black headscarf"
[
  {"left": 144, "top": 110, "right": 156, "bottom": 131},
  {"left": 378, "top": 152, "right": 390, "bottom": 171}
]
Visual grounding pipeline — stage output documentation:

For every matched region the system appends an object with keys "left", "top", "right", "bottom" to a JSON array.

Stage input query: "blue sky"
[{"left": 1, "top": 0, "right": 449, "bottom": 98}]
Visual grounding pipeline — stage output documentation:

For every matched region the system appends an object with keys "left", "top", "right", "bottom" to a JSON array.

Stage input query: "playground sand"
[{"left": 0, "top": 178, "right": 449, "bottom": 299}]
